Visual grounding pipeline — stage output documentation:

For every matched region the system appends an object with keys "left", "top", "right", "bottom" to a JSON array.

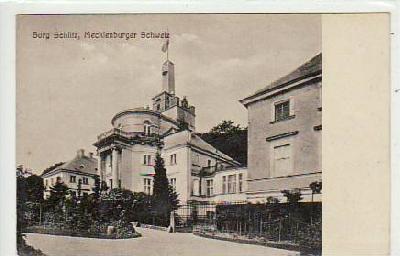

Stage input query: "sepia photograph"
[{"left": 16, "top": 14, "right": 322, "bottom": 256}]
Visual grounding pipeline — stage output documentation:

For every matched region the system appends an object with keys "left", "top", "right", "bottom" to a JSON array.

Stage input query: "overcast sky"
[{"left": 17, "top": 14, "right": 321, "bottom": 173}]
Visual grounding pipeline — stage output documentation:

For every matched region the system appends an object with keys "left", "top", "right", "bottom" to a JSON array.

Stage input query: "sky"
[{"left": 16, "top": 14, "right": 321, "bottom": 173}]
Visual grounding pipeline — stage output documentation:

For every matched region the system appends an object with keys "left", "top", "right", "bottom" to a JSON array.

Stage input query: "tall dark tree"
[
  {"left": 92, "top": 176, "right": 101, "bottom": 199},
  {"left": 77, "top": 179, "right": 82, "bottom": 198},
  {"left": 25, "top": 175, "right": 44, "bottom": 203},
  {"left": 46, "top": 181, "right": 69, "bottom": 210},
  {"left": 199, "top": 120, "right": 247, "bottom": 165},
  {"left": 16, "top": 175, "right": 27, "bottom": 235},
  {"left": 151, "top": 153, "right": 179, "bottom": 225}
]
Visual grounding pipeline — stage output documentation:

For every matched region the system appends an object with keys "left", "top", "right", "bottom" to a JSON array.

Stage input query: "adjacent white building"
[
  {"left": 41, "top": 149, "right": 98, "bottom": 198},
  {"left": 240, "top": 53, "right": 322, "bottom": 203}
]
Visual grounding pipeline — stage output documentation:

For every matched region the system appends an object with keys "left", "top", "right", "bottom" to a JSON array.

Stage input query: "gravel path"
[{"left": 25, "top": 227, "right": 299, "bottom": 256}]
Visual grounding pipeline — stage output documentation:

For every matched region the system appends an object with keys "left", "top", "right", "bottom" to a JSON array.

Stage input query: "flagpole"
[{"left": 167, "top": 28, "right": 169, "bottom": 61}]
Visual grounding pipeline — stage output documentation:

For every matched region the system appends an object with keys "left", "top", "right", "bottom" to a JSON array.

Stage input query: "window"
[
  {"left": 207, "top": 159, "right": 212, "bottom": 167},
  {"left": 144, "top": 122, "right": 151, "bottom": 135},
  {"left": 273, "top": 144, "right": 292, "bottom": 177},
  {"left": 109, "top": 179, "right": 113, "bottom": 189},
  {"left": 206, "top": 179, "right": 213, "bottom": 196},
  {"left": 238, "top": 174, "right": 243, "bottom": 193},
  {"left": 193, "top": 154, "right": 200, "bottom": 165},
  {"left": 105, "top": 154, "right": 112, "bottom": 174},
  {"left": 51, "top": 178, "right": 54, "bottom": 186},
  {"left": 165, "top": 97, "right": 170, "bottom": 108},
  {"left": 228, "top": 175, "right": 236, "bottom": 193},
  {"left": 192, "top": 179, "right": 200, "bottom": 196},
  {"left": 144, "top": 178, "right": 152, "bottom": 195},
  {"left": 170, "top": 154, "right": 177, "bottom": 165},
  {"left": 222, "top": 176, "right": 227, "bottom": 194},
  {"left": 275, "top": 100, "right": 290, "bottom": 122},
  {"left": 45, "top": 179, "right": 48, "bottom": 187},
  {"left": 70, "top": 175, "right": 76, "bottom": 183},
  {"left": 170, "top": 178, "right": 176, "bottom": 190},
  {"left": 206, "top": 211, "right": 215, "bottom": 220},
  {"left": 143, "top": 155, "right": 152, "bottom": 166},
  {"left": 56, "top": 176, "right": 61, "bottom": 183},
  {"left": 82, "top": 177, "right": 89, "bottom": 185}
]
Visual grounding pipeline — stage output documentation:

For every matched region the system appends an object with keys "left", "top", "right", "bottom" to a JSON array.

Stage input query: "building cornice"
[
  {"left": 188, "top": 143, "right": 241, "bottom": 166},
  {"left": 240, "top": 73, "right": 321, "bottom": 108},
  {"left": 266, "top": 131, "right": 299, "bottom": 142},
  {"left": 247, "top": 171, "right": 322, "bottom": 182},
  {"left": 110, "top": 108, "right": 179, "bottom": 127},
  {"left": 41, "top": 168, "right": 99, "bottom": 179}
]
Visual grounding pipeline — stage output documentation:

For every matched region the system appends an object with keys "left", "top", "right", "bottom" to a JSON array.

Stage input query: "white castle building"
[{"left": 94, "top": 59, "right": 247, "bottom": 205}]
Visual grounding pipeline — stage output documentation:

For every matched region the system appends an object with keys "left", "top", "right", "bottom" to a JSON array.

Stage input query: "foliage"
[
  {"left": 281, "top": 189, "right": 303, "bottom": 204},
  {"left": 77, "top": 179, "right": 82, "bottom": 198},
  {"left": 297, "top": 216, "right": 322, "bottom": 254},
  {"left": 46, "top": 181, "right": 69, "bottom": 207},
  {"left": 44, "top": 181, "right": 69, "bottom": 224},
  {"left": 17, "top": 176, "right": 28, "bottom": 235},
  {"left": 130, "top": 192, "right": 152, "bottom": 224},
  {"left": 199, "top": 120, "right": 247, "bottom": 165},
  {"left": 96, "top": 188, "right": 141, "bottom": 225},
  {"left": 16, "top": 171, "right": 46, "bottom": 256},
  {"left": 210, "top": 120, "right": 243, "bottom": 135},
  {"left": 92, "top": 176, "right": 101, "bottom": 199},
  {"left": 266, "top": 196, "right": 280, "bottom": 204},
  {"left": 25, "top": 175, "right": 45, "bottom": 203},
  {"left": 309, "top": 181, "right": 322, "bottom": 194},
  {"left": 151, "top": 153, "right": 179, "bottom": 226}
]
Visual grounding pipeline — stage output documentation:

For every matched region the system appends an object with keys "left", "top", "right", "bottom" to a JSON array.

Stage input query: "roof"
[
  {"left": 189, "top": 133, "right": 239, "bottom": 165},
  {"left": 42, "top": 152, "right": 98, "bottom": 177},
  {"left": 241, "top": 53, "right": 321, "bottom": 104},
  {"left": 110, "top": 108, "right": 179, "bottom": 127},
  {"left": 162, "top": 130, "right": 240, "bottom": 166}
]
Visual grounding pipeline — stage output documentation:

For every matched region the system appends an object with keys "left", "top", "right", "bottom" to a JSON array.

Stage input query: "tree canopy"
[{"left": 199, "top": 120, "right": 247, "bottom": 165}]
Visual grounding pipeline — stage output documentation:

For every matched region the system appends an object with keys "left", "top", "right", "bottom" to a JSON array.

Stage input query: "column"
[
  {"left": 97, "top": 152, "right": 102, "bottom": 181},
  {"left": 112, "top": 147, "right": 118, "bottom": 189}
]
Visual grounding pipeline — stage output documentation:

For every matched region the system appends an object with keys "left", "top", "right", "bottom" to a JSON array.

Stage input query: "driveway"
[{"left": 25, "top": 227, "right": 299, "bottom": 256}]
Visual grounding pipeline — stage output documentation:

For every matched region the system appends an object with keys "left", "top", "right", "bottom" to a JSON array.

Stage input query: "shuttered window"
[{"left": 273, "top": 144, "right": 292, "bottom": 177}]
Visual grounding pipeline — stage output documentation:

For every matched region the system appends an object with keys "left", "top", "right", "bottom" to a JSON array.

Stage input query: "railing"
[{"left": 97, "top": 128, "right": 160, "bottom": 142}]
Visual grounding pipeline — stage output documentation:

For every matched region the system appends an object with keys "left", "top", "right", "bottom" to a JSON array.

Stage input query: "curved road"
[{"left": 25, "top": 227, "right": 298, "bottom": 256}]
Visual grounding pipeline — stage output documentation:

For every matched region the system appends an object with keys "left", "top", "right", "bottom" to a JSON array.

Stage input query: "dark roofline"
[
  {"left": 41, "top": 168, "right": 99, "bottom": 178},
  {"left": 241, "top": 70, "right": 321, "bottom": 104},
  {"left": 111, "top": 108, "right": 179, "bottom": 126},
  {"left": 240, "top": 53, "right": 322, "bottom": 105},
  {"left": 152, "top": 90, "right": 176, "bottom": 100}
]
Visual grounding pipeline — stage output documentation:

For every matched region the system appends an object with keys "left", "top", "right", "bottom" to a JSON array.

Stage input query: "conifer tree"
[
  {"left": 48, "top": 181, "right": 69, "bottom": 206},
  {"left": 151, "top": 152, "right": 179, "bottom": 225}
]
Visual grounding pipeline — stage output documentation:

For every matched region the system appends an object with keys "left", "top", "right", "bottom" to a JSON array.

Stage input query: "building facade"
[
  {"left": 41, "top": 149, "right": 98, "bottom": 198},
  {"left": 94, "top": 59, "right": 245, "bottom": 205},
  {"left": 240, "top": 53, "right": 322, "bottom": 203}
]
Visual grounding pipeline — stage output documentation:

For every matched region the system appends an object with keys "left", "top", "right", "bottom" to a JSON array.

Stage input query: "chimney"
[{"left": 77, "top": 149, "right": 85, "bottom": 158}]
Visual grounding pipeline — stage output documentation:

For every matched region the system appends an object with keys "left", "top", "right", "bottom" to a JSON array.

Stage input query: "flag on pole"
[{"left": 161, "top": 39, "right": 169, "bottom": 53}]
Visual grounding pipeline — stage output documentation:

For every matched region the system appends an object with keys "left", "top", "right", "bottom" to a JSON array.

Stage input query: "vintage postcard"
[{"left": 13, "top": 12, "right": 391, "bottom": 256}]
